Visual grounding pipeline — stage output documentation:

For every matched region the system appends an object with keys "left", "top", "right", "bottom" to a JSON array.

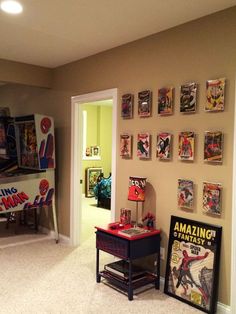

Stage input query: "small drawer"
[{"left": 96, "top": 231, "right": 129, "bottom": 259}]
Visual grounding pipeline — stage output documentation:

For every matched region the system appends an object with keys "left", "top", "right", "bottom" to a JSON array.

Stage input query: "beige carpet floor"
[
  {"left": 0, "top": 236, "right": 202, "bottom": 314},
  {"left": 0, "top": 198, "right": 201, "bottom": 313}
]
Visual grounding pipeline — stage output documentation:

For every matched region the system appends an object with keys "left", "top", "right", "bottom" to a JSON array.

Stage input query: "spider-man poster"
[{"left": 164, "top": 216, "right": 222, "bottom": 314}]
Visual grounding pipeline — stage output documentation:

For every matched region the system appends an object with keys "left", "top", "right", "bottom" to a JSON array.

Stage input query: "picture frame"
[
  {"left": 205, "top": 78, "right": 225, "bottom": 112},
  {"left": 85, "top": 167, "right": 103, "bottom": 197},
  {"left": 204, "top": 131, "right": 223, "bottom": 163},
  {"left": 164, "top": 215, "right": 222, "bottom": 314},
  {"left": 138, "top": 90, "right": 152, "bottom": 117},
  {"left": 120, "top": 133, "right": 132, "bottom": 158},
  {"left": 178, "top": 131, "right": 195, "bottom": 161},
  {"left": 203, "top": 181, "right": 222, "bottom": 215},
  {"left": 91, "top": 146, "right": 100, "bottom": 157},
  {"left": 121, "top": 93, "right": 134, "bottom": 119},
  {"left": 137, "top": 133, "right": 151, "bottom": 159},
  {"left": 156, "top": 132, "right": 171, "bottom": 159},
  {"left": 177, "top": 179, "right": 194, "bottom": 209},
  {"left": 158, "top": 87, "right": 174, "bottom": 115},
  {"left": 180, "top": 82, "right": 197, "bottom": 113}
]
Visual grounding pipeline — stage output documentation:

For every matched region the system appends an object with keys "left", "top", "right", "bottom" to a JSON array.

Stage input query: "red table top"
[{"left": 95, "top": 223, "right": 160, "bottom": 240}]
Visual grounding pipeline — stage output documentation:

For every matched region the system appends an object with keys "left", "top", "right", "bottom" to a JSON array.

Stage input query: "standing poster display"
[
  {"left": 0, "top": 113, "right": 58, "bottom": 242},
  {"left": 164, "top": 216, "right": 222, "bottom": 314}
]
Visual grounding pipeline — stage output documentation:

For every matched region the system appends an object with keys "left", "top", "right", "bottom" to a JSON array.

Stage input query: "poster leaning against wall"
[{"left": 164, "top": 215, "right": 222, "bottom": 314}]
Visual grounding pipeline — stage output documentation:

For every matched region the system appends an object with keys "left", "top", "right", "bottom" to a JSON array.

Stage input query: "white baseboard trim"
[
  {"left": 39, "top": 226, "right": 70, "bottom": 244},
  {"left": 160, "top": 277, "right": 230, "bottom": 314}
]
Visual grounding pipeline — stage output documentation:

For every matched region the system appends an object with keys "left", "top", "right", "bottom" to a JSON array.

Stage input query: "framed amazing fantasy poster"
[
  {"left": 85, "top": 167, "right": 103, "bottom": 197},
  {"left": 164, "top": 215, "right": 222, "bottom": 314}
]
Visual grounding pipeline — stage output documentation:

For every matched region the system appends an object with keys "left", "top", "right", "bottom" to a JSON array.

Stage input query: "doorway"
[{"left": 70, "top": 89, "right": 117, "bottom": 246}]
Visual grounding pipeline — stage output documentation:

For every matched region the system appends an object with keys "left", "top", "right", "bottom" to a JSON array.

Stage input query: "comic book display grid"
[
  {"left": 120, "top": 78, "right": 225, "bottom": 216},
  {"left": 164, "top": 216, "right": 222, "bottom": 314}
]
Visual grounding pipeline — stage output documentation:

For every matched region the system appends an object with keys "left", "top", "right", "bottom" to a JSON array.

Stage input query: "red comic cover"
[
  {"left": 203, "top": 182, "right": 222, "bottom": 215},
  {"left": 204, "top": 131, "right": 223, "bottom": 163},
  {"left": 178, "top": 131, "right": 194, "bottom": 161}
]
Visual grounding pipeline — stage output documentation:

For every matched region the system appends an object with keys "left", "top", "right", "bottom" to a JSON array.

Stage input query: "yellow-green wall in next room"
[{"left": 82, "top": 103, "right": 112, "bottom": 194}]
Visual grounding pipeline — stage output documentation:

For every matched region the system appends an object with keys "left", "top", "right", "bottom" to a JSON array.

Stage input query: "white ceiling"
[{"left": 0, "top": 0, "right": 236, "bottom": 68}]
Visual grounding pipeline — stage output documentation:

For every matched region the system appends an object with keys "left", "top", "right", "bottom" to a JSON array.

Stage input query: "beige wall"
[
  {"left": 0, "top": 7, "right": 235, "bottom": 306},
  {"left": 51, "top": 8, "right": 236, "bottom": 305},
  {"left": 0, "top": 59, "right": 52, "bottom": 88}
]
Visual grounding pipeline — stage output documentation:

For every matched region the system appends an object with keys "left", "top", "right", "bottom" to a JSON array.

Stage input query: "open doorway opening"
[
  {"left": 81, "top": 100, "right": 112, "bottom": 243},
  {"left": 70, "top": 89, "right": 117, "bottom": 246}
]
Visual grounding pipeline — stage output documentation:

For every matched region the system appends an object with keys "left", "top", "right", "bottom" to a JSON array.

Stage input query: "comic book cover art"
[
  {"left": 137, "top": 133, "right": 150, "bottom": 158},
  {"left": 203, "top": 182, "right": 222, "bottom": 215},
  {"left": 178, "top": 179, "right": 194, "bottom": 209},
  {"left": 180, "top": 82, "right": 197, "bottom": 113},
  {"left": 0, "top": 122, "right": 6, "bottom": 155},
  {"left": 178, "top": 131, "right": 194, "bottom": 161},
  {"left": 158, "top": 87, "right": 174, "bottom": 115},
  {"left": 205, "top": 78, "right": 225, "bottom": 112},
  {"left": 18, "top": 122, "right": 39, "bottom": 168},
  {"left": 121, "top": 93, "right": 133, "bottom": 119},
  {"left": 157, "top": 132, "right": 171, "bottom": 159},
  {"left": 204, "top": 131, "right": 223, "bottom": 163},
  {"left": 128, "top": 176, "right": 146, "bottom": 201},
  {"left": 138, "top": 90, "right": 152, "bottom": 117},
  {"left": 120, "top": 134, "right": 132, "bottom": 158},
  {"left": 164, "top": 216, "right": 222, "bottom": 314}
]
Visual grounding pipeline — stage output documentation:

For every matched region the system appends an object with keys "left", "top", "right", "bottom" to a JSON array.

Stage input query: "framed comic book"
[
  {"left": 178, "top": 131, "right": 194, "bottom": 161},
  {"left": 121, "top": 93, "right": 133, "bottom": 119},
  {"left": 137, "top": 133, "right": 150, "bottom": 159},
  {"left": 158, "top": 87, "right": 174, "bottom": 115},
  {"left": 157, "top": 132, "right": 171, "bottom": 159},
  {"left": 203, "top": 182, "right": 222, "bottom": 216},
  {"left": 180, "top": 82, "right": 197, "bottom": 113},
  {"left": 204, "top": 131, "right": 223, "bottom": 163},
  {"left": 120, "top": 133, "right": 132, "bottom": 158},
  {"left": 205, "top": 78, "right": 225, "bottom": 112},
  {"left": 164, "top": 216, "right": 222, "bottom": 314},
  {"left": 138, "top": 90, "right": 152, "bottom": 117},
  {"left": 177, "top": 179, "right": 194, "bottom": 209}
]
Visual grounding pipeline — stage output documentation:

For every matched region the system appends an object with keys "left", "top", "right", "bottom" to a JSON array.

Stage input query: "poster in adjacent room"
[
  {"left": 205, "top": 78, "right": 225, "bottom": 112},
  {"left": 164, "top": 215, "right": 222, "bottom": 314}
]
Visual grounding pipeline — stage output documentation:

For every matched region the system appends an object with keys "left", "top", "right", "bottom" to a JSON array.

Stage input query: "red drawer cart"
[{"left": 95, "top": 225, "right": 161, "bottom": 300}]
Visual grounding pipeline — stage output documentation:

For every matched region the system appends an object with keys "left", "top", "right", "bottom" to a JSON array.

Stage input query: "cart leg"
[
  {"left": 96, "top": 248, "right": 101, "bottom": 283},
  {"left": 52, "top": 197, "right": 59, "bottom": 243},
  {"left": 128, "top": 261, "right": 133, "bottom": 301},
  {"left": 155, "top": 249, "right": 160, "bottom": 289}
]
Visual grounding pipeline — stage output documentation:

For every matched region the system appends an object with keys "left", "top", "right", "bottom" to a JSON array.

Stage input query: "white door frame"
[
  {"left": 70, "top": 88, "right": 117, "bottom": 246},
  {"left": 231, "top": 80, "right": 236, "bottom": 313}
]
